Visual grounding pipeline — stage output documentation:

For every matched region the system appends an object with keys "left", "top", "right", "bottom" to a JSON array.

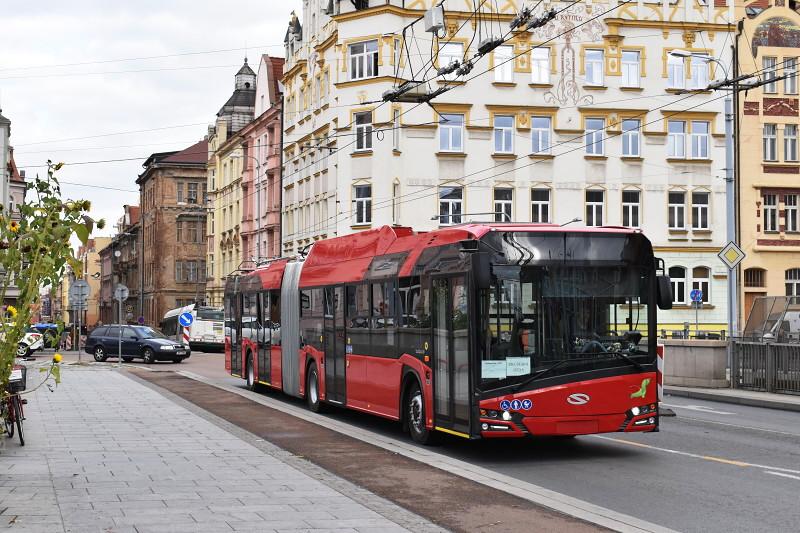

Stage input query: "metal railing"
[{"left": 732, "top": 340, "right": 800, "bottom": 395}]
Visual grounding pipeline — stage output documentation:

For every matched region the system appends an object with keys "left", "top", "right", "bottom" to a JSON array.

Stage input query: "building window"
[
  {"left": 354, "top": 184, "right": 371, "bottom": 225},
  {"left": 744, "top": 268, "right": 766, "bottom": 288},
  {"left": 669, "top": 191, "right": 686, "bottom": 229},
  {"left": 669, "top": 266, "right": 687, "bottom": 305},
  {"left": 392, "top": 109, "right": 400, "bottom": 151},
  {"left": 690, "top": 121, "right": 709, "bottom": 159},
  {"left": 494, "top": 188, "right": 512, "bottom": 222},
  {"left": 763, "top": 57, "right": 777, "bottom": 93},
  {"left": 621, "top": 50, "right": 640, "bottom": 87},
  {"left": 349, "top": 40, "right": 378, "bottom": 80},
  {"left": 763, "top": 124, "right": 777, "bottom": 161},
  {"left": 493, "top": 115, "right": 514, "bottom": 154},
  {"left": 668, "top": 54, "right": 685, "bottom": 89},
  {"left": 175, "top": 261, "right": 183, "bottom": 283},
  {"left": 786, "top": 268, "right": 800, "bottom": 296},
  {"left": 584, "top": 49, "right": 604, "bottom": 86},
  {"left": 786, "top": 57, "right": 798, "bottom": 94},
  {"left": 439, "top": 113, "right": 464, "bottom": 152},
  {"left": 355, "top": 111, "right": 373, "bottom": 151},
  {"left": 690, "top": 54, "right": 710, "bottom": 89},
  {"left": 187, "top": 182, "right": 198, "bottom": 204},
  {"left": 585, "top": 189, "right": 604, "bottom": 227},
  {"left": 176, "top": 221, "right": 183, "bottom": 242},
  {"left": 585, "top": 118, "right": 604, "bottom": 155},
  {"left": 785, "top": 125, "right": 798, "bottom": 161},
  {"left": 786, "top": 194, "right": 798, "bottom": 232},
  {"left": 494, "top": 45, "right": 514, "bottom": 82},
  {"left": 176, "top": 181, "right": 185, "bottom": 203},
  {"left": 691, "top": 191, "right": 710, "bottom": 230},
  {"left": 668, "top": 120, "right": 686, "bottom": 158},
  {"left": 692, "top": 266, "right": 710, "bottom": 304},
  {"left": 622, "top": 190, "right": 640, "bottom": 228},
  {"left": 438, "top": 42, "right": 464, "bottom": 80},
  {"left": 439, "top": 186, "right": 463, "bottom": 225},
  {"left": 622, "top": 119, "right": 640, "bottom": 157},
  {"left": 764, "top": 194, "right": 778, "bottom": 232},
  {"left": 531, "top": 47, "right": 550, "bottom": 84},
  {"left": 531, "top": 188, "right": 550, "bottom": 223},
  {"left": 392, "top": 182, "right": 400, "bottom": 223},
  {"left": 531, "top": 116, "right": 551, "bottom": 154}
]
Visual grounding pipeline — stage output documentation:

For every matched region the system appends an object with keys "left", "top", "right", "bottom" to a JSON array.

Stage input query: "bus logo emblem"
[{"left": 567, "top": 393, "right": 590, "bottom": 405}]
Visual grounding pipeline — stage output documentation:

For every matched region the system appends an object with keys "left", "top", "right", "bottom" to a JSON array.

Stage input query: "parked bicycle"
[{"left": 2, "top": 365, "right": 25, "bottom": 446}]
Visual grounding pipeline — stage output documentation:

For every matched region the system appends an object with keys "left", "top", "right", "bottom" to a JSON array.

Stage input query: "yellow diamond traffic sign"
[{"left": 718, "top": 241, "right": 746, "bottom": 270}]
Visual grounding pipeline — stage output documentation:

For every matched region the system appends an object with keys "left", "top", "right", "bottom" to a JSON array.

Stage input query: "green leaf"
[{"left": 71, "top": 223, "right": 89, "bottom": 245}]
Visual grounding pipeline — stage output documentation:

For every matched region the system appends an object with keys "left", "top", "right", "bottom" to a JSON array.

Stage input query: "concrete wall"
[{"left": 662, "top": 339, "right": 729, "bottom": 388}]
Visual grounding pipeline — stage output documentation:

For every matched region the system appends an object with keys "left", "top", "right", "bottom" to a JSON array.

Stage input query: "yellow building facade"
[{"left": 737, "top": 4, "right": 800, "bottom": 326}]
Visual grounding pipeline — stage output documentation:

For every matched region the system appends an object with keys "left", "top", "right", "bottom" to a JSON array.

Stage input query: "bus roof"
[
  {"left": 162, "top": 303, "right": 195, "bottom": 319},
  {"left": 237, "top": 224, "right": 646, "bottom": 291}
]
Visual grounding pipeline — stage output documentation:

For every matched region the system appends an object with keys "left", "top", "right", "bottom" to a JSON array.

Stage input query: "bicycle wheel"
[
  {"left": 12, "top": 397, "right": 24, "bottom": 446},
  {"left": 2, "top": 400, "right": 13, "bottom": 439}
]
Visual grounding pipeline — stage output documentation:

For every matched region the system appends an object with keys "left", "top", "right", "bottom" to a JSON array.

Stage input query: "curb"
[{"left": 665, "top": 387, "right": 800, "bottom": 413}]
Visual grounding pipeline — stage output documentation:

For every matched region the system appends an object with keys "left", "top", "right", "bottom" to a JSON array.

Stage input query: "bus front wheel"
[
  {"left": 246, "top": 355, "right": 257, "bottom": 391},
  {"left": 407, "top": 381, "right": 437, "bottom": 445}
]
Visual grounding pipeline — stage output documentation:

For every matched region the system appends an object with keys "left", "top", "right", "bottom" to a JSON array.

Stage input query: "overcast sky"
[{"left": 1, "top": 0, "right": 301, "bottom": 240}]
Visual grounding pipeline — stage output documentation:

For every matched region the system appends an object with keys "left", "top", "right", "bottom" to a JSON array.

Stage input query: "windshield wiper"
[
  {"left": 510, "top": 359, "right": 575, "bottom": 392},
  {"left": 600, "top": 350, "right": 644, "bottom": 371}
]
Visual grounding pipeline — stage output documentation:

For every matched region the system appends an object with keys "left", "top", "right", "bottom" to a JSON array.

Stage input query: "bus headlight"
[
  {"left": 631, "top": 406, "right": 641, "bottom": 416},
  {"left": 501, "top": 411, "right": 512, "bottom": 421}
]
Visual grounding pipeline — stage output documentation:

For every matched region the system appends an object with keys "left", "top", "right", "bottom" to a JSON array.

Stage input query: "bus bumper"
[{"left": 478, "top": 412, "right": 658, "bottom": 438}]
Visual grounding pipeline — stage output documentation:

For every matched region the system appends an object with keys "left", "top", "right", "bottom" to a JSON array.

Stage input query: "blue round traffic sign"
[
  {"left": 690, "top": 289, "right": 703, "bottom": 303},
  {"left": 179, "top": 312, "right": 194, "bottom": 327},
  {"left": 511, "top": 399, "right": 522, "bottom": 411},
  {"left": 521, "top": 399, "right": 532, "bottom": 410},
  {"left": 499, "top": 400, "right": 511, "bottom": 411}
]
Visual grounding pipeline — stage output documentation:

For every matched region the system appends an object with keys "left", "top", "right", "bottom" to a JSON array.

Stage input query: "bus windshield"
[
  {"left": 478, "top": 264, "right": 653, "bottom": 390},
  {"left": 197, "top": 307, "right": 224, "bottom": 321}
]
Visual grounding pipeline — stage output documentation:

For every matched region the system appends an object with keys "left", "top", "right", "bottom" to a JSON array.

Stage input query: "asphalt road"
[{"left": 55, "top": 348, "right": 800, "bottom": 533}]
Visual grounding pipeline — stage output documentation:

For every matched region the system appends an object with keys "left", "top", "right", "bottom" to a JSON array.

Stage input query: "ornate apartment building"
[
  {"left": 737, "top": 3, "right": 800, "bottom": 324},
  {"left": 282, "top": 0, "right": 734, "bottom": 332},
  {"left": 206, "top": 61, "right": 257, "bottom": 306}
]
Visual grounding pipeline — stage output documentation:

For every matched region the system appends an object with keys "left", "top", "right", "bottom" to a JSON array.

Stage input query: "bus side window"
[{"left": 260, "top": 291, "right": 270, "bottom": 346}]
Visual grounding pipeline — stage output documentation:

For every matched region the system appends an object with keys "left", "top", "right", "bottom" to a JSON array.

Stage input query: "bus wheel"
[
  {"left": 407, "top": 381, "right": 437, "bottom": 445},
  {"left": 246, "top": 355, "right": 257, "bottom": 391},
  {"left": 306, "top": 363, "right": 325, "bottom": 413}
]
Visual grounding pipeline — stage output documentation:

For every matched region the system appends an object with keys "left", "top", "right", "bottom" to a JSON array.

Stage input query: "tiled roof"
[
  {"left": 269, "top": 56, "right": 285, "bottom": 97},
  {"left": 7, "top": 148, "right": 23, "bottom": 183},
  {"left": 161, "top": 139, "right": 208, "bottom": 164},
  {"left": 127, "top": 206, "right": 140, "bottom": 226}
]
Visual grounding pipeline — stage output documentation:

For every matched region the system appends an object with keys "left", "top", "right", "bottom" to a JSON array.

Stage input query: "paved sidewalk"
[
  {"left": 0, "top": 367, "right": 442, "bottom": 533},
  {"left": 665, "top": 385, "right": 800, "bottom": 412}
]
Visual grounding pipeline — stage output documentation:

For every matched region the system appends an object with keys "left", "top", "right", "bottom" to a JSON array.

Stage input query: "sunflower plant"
[{"left": 0, "top": 161, "right": 103, "bottom": 399}]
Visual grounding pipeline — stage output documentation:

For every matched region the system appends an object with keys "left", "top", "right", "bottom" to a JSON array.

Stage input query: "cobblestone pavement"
[{"left": 0, "top": 367, "right": 443, "bottom": 533}]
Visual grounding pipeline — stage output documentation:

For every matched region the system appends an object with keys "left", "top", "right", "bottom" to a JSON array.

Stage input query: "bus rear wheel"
[
  {"left": 407, "top": 381, "right": 437, "bottom": 445},
  {"left": 306, "top": 363, "right": 325, "bottom": 413}
]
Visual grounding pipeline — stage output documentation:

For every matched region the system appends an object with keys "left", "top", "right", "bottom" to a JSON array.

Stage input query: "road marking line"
[
  {"left": 592, "top": 436, "right": 800, "bottom": 475},
  {"left": 764, "top": 471, "right": 800, "bottom": 481},
  {"left": 660, "top": 403, "right": 734, "bottom": 415},
  {"left": 170, "top": 370, "right": 676, "bottom": 533},
  {"left": 677, "top": 415, "right": 800, "bottom": 437}
]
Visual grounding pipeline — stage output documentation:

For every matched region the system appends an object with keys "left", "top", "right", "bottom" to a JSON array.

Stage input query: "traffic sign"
[
  {"left": 718, "top": 241, "right": 746, "bottom": 270},
  {"left": 179, "top": 312, "right": 194, "bottom": 327},
  {"left": 137, "top": 316, "right": 145, "bottom": 325},
  {"left": 68, "top": 280, "right": 90, "bottom": 304},
  {"left": 690, "top": 289, "right": 703, "bottom": 303},
  {"left": 114, "top": 284, "right": 129, "bottom": 302}
]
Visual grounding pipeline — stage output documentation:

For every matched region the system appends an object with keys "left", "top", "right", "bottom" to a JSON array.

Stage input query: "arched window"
[
  {"left": 692, "top": 266, "right": 710, "bottom": 304},
  {"left": 744, "top": 268, "right": 766, "bottom": 288},
  {"left": 669, "top": 266, "right": 686, "bottom": 304},
  {"left": 786, "top": 268, "right": 800, "bottom": 296}
]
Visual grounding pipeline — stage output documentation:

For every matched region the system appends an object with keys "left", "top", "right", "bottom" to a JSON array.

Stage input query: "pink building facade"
[{"left": 240, "top": 54, "right": 284, "bottom": 262}]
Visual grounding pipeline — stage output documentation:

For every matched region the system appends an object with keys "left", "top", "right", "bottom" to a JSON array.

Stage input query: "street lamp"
[{"left": 232, "top": 146, "right": 264, "bottom": 262}]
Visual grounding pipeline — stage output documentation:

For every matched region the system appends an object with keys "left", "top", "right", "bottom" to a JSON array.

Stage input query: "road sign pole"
[
  {"left": 118, "top": 297, "right": 123, "bottom": 369},
  {"left": 77, "top": 305, "right": 81, "bottom": 363},
  {"left": 695, "top": 301, "right": 699, "bottom": 338}
]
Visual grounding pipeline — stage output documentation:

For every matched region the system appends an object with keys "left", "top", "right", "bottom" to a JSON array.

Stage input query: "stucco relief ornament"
[{"left": 533, "top": 6, "right": 604, "bottom": 106}]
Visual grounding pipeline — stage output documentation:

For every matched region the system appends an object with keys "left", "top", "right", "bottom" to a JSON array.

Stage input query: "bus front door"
[
  {"left": 323, "top": 286, "right": 346, "bottom": 404},
  {"left": 432, "top": 276, "right": 472, "bottom": 437}
]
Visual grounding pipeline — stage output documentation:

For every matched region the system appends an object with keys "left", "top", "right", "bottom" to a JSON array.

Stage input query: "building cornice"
[{"left": 604, "top": 18, "right": 733, "bottom": 33}]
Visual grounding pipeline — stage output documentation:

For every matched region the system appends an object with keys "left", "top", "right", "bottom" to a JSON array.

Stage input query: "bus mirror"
[
  {"left": 472, "top": 253, "right": 491, "bottom": 290},
  {"left": 657, "top": 275, "right": 673, "bottom": 310}
]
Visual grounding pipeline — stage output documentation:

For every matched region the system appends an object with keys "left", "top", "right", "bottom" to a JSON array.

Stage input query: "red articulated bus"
[{"left": 224, "top": 224, "right": 672, "bottom": 444}]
